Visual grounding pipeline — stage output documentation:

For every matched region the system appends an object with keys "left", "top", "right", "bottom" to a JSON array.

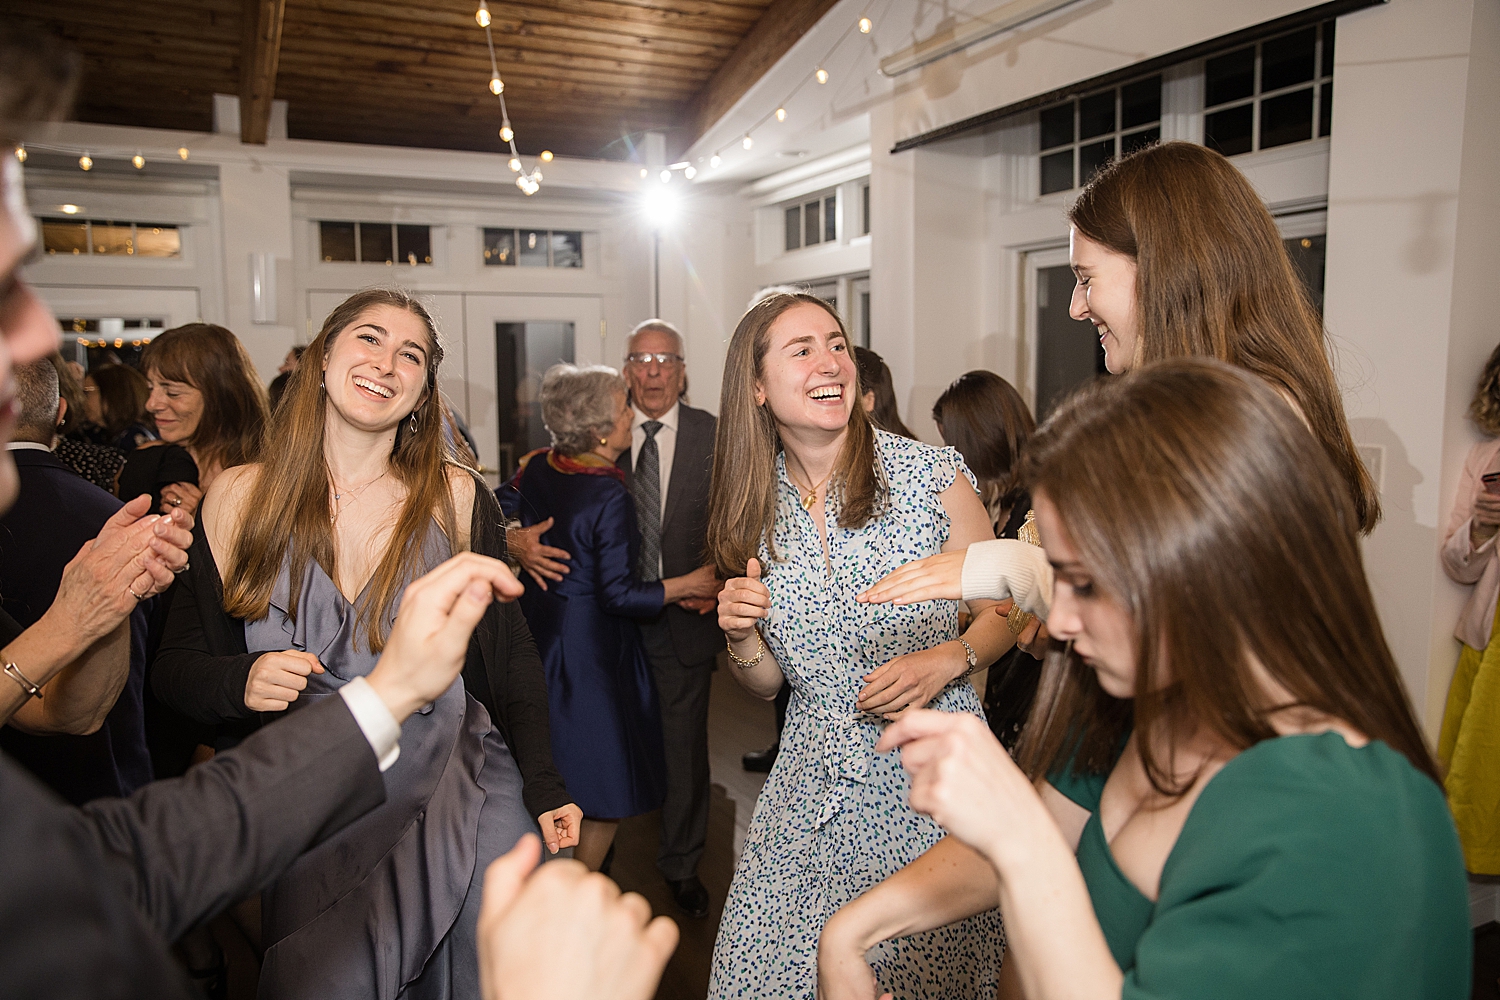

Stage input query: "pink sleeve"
[{"left": 1442, "top": 441, "right": 1497, "bottom": 584}]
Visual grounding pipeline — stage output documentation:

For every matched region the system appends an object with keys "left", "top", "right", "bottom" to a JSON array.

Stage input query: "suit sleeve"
[
  {"left": 150, "top": 528, "right": 258, "bottom": 724},
  {"left": 78, "top": 693, "right": 385, "bottom": 943},
  {"left": 592, "top": 487, "right": 666, "bottom": 617}
]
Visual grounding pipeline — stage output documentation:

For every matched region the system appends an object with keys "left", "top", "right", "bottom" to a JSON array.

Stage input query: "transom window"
[
  {"left": 319, "top": 221, "right": 432, "bottom": 265},
  {"left": 1204, "top": 21, "right": 1334, "bottom": 156},
  {"left": 41, "top": 218, "right": 181, "bottom": 257},
  {"left": 1038, "top": 75, "right": 1162, "bottom": 196},
  {"left": 784, "top": 189, "right": 838, "bottom": 252},
  {"left": 482, "top": 228, "right": 583, "bottom": 268}
]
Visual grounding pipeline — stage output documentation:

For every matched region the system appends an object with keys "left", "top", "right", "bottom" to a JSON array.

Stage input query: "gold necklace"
[{"left": 788, "top": 467, "right": 832, "bottom": 511}]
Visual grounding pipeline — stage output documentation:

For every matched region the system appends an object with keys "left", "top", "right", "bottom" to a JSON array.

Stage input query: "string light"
[
  {"left": 476, "top": 0, "right": 544, "bottom": 194},
  {"left": 131, "top": 153, "right": 145, "bottom": 169},
  {"left": 710, "top": 154, "right": 721, "bottom": 168},
  {"left": 509, "top": 157, "right": 521, "bottom": 172},
  {"left": 539, "top": 150, "right": 553, "bottom": 162},
  {"left": 499, "top": 124, "right": 513, "bottom": 143},
  {"left": 13, "top": 144, "right": 24, "bottom": 163},
  {"left": 859, "top": 16, "right": 872, "bottom": 33},
  {"left": 178, "top": 147, "right": 190, "bottom": 160},
  {"left": 741, "top": 134, "right": 754, "bottom": 150},
  {"left": 78, "top": 153, "right": 92, "bottom": 171},
  {"left": 684, "top": 165, "right": 696, "bottom": 179},
  {"left": 815, "top": 67, "right": 829, "bottom": 84},
  {"left": 660, "top": 169, "right": 671, "bottom": 183},
  {"left": 475, "top": 0, "right": 491, "bottom": 27},
  {"left": 489, "top": 75, "right": 504, "bottom": 95},
  {"left": 639, "top": 167, "right": 648, "bottom": 178},
  {"left": 775, "top": 107, "right": 787, "bottom": 122}
]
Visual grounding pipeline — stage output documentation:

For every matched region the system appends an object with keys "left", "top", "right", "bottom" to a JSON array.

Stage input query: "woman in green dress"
[{"left": 818, "top": 359, "right": 1469, "bottom": 1000}]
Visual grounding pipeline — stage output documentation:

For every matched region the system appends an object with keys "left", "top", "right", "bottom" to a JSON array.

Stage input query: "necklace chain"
[
  {"left": 787, "top": 466, "right": 832, "bottom": 512},
  {"left": 330, "top": 470, "right": 388, "bottom": 521}
]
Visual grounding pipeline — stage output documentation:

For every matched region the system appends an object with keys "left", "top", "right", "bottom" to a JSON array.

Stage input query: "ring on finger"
[
  {"left": 127, "top": 582, "right": 148, "bottom": 601},
  {"left": 173, "top": 561, "right": 191, "bottom": 575},
  {"left": 167, "top": 496, "right": 183, "bottom": 507}
]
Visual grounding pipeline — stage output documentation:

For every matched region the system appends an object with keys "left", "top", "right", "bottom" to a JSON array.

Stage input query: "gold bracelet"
[
  {"left": 1006, "top": 603, "right": 1035, "bottom": 637},
  {"left": 726, "top": 630, "right": 765, "bottom": 668}
]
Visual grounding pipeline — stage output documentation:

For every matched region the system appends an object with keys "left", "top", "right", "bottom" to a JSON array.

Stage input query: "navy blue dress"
[{"left": 503, "top": 451, "right": 668, "bottom": 819}]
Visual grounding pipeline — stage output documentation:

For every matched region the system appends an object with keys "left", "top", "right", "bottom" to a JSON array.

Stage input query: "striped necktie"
[{"left": 633, "top": 420, "right": 663, "bottom": 581}]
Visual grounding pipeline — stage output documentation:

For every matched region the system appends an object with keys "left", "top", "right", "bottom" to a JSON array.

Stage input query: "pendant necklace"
[
  {"left": 330, "top": 470, "right": 388, "bottom": 522},
  {"left": 788, "top": 467, "right": 832, "bottom": 511}
]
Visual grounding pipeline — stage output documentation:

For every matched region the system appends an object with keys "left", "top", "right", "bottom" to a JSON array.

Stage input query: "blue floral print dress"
[{"left": 707, "top": 430, "right": 1004, "bottom": 1000}]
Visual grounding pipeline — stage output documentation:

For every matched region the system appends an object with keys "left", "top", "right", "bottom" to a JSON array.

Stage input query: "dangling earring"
[
  {"left": 409, "top": 413, "right": 418, "bottom": 434},
  {"left": 320, "top": 377, "right": 325, "bottom": 391}
]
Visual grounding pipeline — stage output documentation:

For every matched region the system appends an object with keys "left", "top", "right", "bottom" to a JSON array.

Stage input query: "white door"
[{"left": 1023, "top": 247, "right": 1104, "bottom": 421}]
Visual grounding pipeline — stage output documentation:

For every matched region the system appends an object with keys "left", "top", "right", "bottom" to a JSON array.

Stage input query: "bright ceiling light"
[
  {"left": 710, "top": 154, "right": 722, "bottom": 168},
  {"left": 815, "top": 68, "right": 829, "bottom": 84},
  {"left": 776, "top": 107, "right": 787, "bottom": 122},
  {"left": 859, "top": 16, "right": 872, "bottom": 33},
  {"left": 741, "top": 134, "right": 754, "bottom": 150},
  {"left": 59, "top": 204, "right": 82, "bottom": 215},
  {"left": 476, "top": 1, "right": 491, "bottom": 26},
  {"left": 641, "top": 185, "right": 679, "bottom": 229}
]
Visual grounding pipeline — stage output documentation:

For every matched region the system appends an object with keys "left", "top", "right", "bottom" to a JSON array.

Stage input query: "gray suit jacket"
[{"left": 618, "top": 402, "right": 723, "bottom": 665}]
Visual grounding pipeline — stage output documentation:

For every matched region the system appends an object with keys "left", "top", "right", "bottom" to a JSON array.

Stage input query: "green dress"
[{"left": 1050, "top": 732, "right": 1470, "bottom": 999}]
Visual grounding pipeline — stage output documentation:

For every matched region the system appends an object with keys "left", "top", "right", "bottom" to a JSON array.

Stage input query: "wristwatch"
[{"left": 957, "top": 638, "right": 979, "bottom": 679}]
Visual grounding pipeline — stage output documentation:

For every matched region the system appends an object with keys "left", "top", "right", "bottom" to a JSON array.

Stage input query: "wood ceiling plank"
[
  {"left": 272, "top": 54, "right": 703, "bottom": 100},
  {"left": 239, "top": 0, "right": 287, "bottom": 143},
  {"left": 681, "top": 0, "right": 841, "bottom": 148}
]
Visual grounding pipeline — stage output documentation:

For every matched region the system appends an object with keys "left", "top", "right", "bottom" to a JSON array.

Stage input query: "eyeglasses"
[{"left": 625, "top": 352, "right": 683, "bottom": 366}]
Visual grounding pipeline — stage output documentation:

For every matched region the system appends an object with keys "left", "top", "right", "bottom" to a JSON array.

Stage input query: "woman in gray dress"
[{"left": 152, "top": 288, "right": 581, "bottom": 999}]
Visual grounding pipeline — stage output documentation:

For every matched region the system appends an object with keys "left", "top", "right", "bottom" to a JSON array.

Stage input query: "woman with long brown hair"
[
  {"left": 705, "top": 292, "right": 1016, "bottom": 999},
  {"left": 150, "top": 288, "right": 581, "bottom": 999},
  {"left": 821, "top": 360, "right": 1467, "bottom": 999}
]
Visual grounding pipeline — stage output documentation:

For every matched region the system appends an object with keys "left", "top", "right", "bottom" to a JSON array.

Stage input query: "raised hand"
[
  {"left": 717, "top": 557, "right": 770, "bottom": 642},
  {"left": 244, "top": 650, "right": 326, "bottom": 712}
]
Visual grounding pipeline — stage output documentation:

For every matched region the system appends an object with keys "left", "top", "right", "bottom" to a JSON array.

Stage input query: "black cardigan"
[{"left": 149, "top": 476, "right": 571, "bottom": 819}]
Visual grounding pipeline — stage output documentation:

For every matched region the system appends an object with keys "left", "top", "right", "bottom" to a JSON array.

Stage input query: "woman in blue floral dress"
[{"left": 704, "top": 292, "right": 1016, "bottom": 999}]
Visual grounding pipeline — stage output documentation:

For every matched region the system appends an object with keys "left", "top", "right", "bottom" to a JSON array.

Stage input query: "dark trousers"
[{"left": 640, "top": 618, "right": 713, "bottom": 881}]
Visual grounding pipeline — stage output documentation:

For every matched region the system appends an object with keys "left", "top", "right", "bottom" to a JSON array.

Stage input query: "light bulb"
[
  {"left": 639, "top": 167, "right": 648, "bottom": 178},
  {"left": 178, "top": 147, "right": 190, "bottom": 160},
  {"left": 509, "top": 157, "right": 521, "bottom": 172},
  {"left": 524, "top": 180, "right": 539, "bottom": 196},
  {"left": 132, "top": 153, "right": 145, "bottom": 169},
  {"left": 816, "top": 67, "right": 829, "bottom": 84},
  {"left": 13, "top": 144, "right": 24, "bottom": 163},
  {"left": 516, "top": 176, "right": 528, "bottom": 191},
  {"left": 858, "top": 16, "right": 872, "bottom": 33},
  {"left": 476, "top": 1, "right": 491, "bottom": 27},
  {"left": 499, "top": 124, "right": 514, "bottom": 143},
  {"left": 78, "top": 154, "right": 92, "bottom": 171},
  {"left": 540, "top": 150, "right": 553, "bottom": 162},
  {"left": 776, "top": 107, "right": 786, "bottom": 122},
  {"left": 684, "top": 165, "right": 696, "bottom": 179},
  {"left": 660, "top": 169, "right": 671, "bottom": 183},
  {"left": 710, "top": 154, "right": 721, "bottom": 168},
  {"left": 490, "top": 76, "right": 504, "bottom": 95},
  {"left": 741, "top": 134, "right": 753, "bottom": 150}
]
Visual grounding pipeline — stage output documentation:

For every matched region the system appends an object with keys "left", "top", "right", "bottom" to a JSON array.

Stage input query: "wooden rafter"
[
  {"left": 679, "top": 0, "right": 841, "bottom": 150},
  {"left": 238, "top": 0, "right": 286, "bottom": 144}
]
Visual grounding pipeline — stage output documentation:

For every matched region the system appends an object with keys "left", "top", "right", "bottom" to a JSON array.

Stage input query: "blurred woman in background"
[
  {"left": 82, "top": 362, "right": 153, "bottom": 452},
  {"left": 853, "top": 346, "right": 915, "bottom": 439},
  {"left": 51, "top": 354, "right": 125, "bottom": 491}
]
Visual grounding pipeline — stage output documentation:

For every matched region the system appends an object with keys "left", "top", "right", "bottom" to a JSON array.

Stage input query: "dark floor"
[{"left": 1476, "top": 922, "right": 1500, "bottom": 1000}]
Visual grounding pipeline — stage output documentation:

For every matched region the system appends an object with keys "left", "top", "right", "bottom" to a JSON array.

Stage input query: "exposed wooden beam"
[
  {"left": 238, "top": 0, "right": 285, "bottom": 144},
  {"left": 678, "top": 0, "right": 841, "bottom": 150}
]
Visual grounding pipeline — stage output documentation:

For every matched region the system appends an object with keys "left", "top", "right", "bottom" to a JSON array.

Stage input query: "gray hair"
[
  {"left": 627, "top": 318, "right": 684, "bottom": 356},
  {"left": 540, "top": 363, "right": 626, "bottom": 456},
  {"left": 13, "top": 358, "right": 59, "bottom": 442}
]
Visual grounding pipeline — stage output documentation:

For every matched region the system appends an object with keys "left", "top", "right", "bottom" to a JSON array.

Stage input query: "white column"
[{"left": 217, "top": 161, "right": 296, "bottom": 382}]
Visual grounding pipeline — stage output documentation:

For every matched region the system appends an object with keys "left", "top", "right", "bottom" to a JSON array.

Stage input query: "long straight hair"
[
  {"left": 222, "top": 289, "right": 459, "bottom": 653},
  {"left": 1068, "top": 141, "right": 1380, "bottom": 534},
  {"left": 139, "top": 324, "right": 268, "bottom": 472},
  {"left": 706, "top": 293, "right": 884, "bottom": 576},
  {"left": 1015, "top": 359, "right": 1438, "bottom": 792},
  {"left": 932, "top": 370, "right": 1035, "bottom": 516}
]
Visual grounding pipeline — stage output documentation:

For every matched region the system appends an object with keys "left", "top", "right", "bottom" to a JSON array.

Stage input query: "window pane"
[
  {"left": 1040, "top": 149, "right": 1074, "bottom": 195},
  {"left": 1319, "top": 80, "right": 1333, "bottom": 137},
  {"left": 1121, "top": 76, "right": 1161, "bottom": 129},
  {"left": 93, "top": 222, "right": 133, "bottom": 256},
  {"left": 1259, "top": 87, "right": 1314, "bottom": 149},
  {"left": 551, "top": 231, "right": 583, "bottom": 268},
  {"left": 518, "top": 229, "right": 549, "bottom": 267},
  {"left": 1283, "top": 234, "right": 1326, "bottom": 312},
  {"left": 1079, "top": 139, "right": 1114, "bottom": 185},
  {"left": 41, "top": 219, "right": 88, "bottom": 255},
  {"left": 483, "top": 228, "right": 516, "bottom": 265},
  {"left": 1261, "top": 27, "right": 1317, "bottom": 92},
  {"left": 824, "top": 195, "right": 837, "bottom": 243},
  {"left": 785, "top": 206, "right": 801, "bottom": 251},
  {"left": 1205, "top": 46, "right": 1255, "bottom": 107},
  {"left": 396, "top": 224, "right": 431, "bottom": 266},
  {"left": 804, "top": 201, "right": 821, "bottom": 246},
  {"left": 359, "top": 222, "right": 393, "bottom": 264},
  {"left": 320, "top": 221, "right": 356, "bottom": 262},
  {"left": 1079, "top": 91, "right": 1115, "bottom": 140},
  {"left": 1205, "top": 103, "right": 1254, "bottom": 156},
  {"left": 135, "top": 223, "right": 180, "bottom": 258},
  {"left": 1121, "top": 126, "right": 1160, "bottom": 156},
  {"left": 1039, "top": 103, "right": 1074, "bottom": 150},
  {"left": 862, "top": 184, "right": 870, "bottom": 235},
  {"left": 1319, "top": 20, "right": 1335, "bottom": 77}
]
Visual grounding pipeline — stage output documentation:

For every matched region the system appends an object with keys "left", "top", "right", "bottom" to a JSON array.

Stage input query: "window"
[
  {"left": 318, "top": 220, "right": 433, "bottom": 265},
  {"left": 1038, "top": 75, "right": 1162, "bottom": 196},
  {"left": 861, "top": 182, "right": 871, "bottom": 236},
  {"left": 1204, "top": 21, "right": 1334, "bottom": 157},
  {"left": 41, "top": 218, "right": 181, "bottom": 257},
  {"left": 482, "top": 228, "right": 583, "bottom": 268},
  {"left": 783, "top": 190, "right": 839, "bottom": 252}
]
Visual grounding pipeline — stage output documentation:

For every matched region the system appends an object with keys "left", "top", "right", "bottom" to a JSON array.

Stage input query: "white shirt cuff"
[
  {"left": 339, "top": 676, "right": 401, "bottom": 772},
  {"left": 961, "top": 539, "right": 1054, "bottom": 619}
]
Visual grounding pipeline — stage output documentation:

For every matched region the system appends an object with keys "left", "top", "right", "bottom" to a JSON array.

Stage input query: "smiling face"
[
  {"left": 321, "top": 303, "right": 432, "bottom": 434},
  {"left": 623, "top": 325, "right": 685, "bottom": 420},
  {"left": 145, "top": 369, "right": 205, "bottom": 445},
  {"left": 1035, "top": 490, "right": 1138, "bottom": 699},
  {"left": 754, "top": 302, "right": 855, "bottom": 436},
  {"left": 1069, "top": 226, "right": 1141, "bottom": 375}
]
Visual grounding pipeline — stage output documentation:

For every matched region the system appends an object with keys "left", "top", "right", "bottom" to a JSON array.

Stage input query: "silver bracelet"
[{"left": 4, "top": 661, "right": 42, "bottom": 700}]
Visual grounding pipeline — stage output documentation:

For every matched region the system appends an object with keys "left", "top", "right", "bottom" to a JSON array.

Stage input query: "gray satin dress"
[{"left": 248, "top": 524, "right": 538, "bottom": 1000}]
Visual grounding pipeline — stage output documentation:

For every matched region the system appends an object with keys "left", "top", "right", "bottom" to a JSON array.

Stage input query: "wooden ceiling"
[{"left": 7, "top": 0, "right": 840, "bottom": 160}]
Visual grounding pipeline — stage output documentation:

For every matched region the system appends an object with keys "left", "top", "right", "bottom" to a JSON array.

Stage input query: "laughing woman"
[
  {"left": 705, "top": 292, "right": 1015, "bottom": 999},
  {"left": 150, "top": 288, "right": 581, "bottom": 999}
]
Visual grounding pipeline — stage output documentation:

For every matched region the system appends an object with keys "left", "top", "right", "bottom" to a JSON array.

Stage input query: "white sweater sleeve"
[{"left": 960, "top": 539, "right": 1054, "bottom": 619}]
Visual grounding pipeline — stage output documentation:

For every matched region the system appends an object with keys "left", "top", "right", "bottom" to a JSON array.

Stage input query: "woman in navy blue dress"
[{"left": 503, "top": 363, "right": 720, "bottom": 870}]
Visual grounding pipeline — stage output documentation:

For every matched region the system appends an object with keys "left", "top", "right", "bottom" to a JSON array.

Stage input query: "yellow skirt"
[{"left": 1439, "top": 601, "right": 1500, "bottom": 874}]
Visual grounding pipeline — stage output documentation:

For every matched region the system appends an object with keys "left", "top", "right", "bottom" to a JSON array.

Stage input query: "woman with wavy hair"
[
  {"left": 705, "top": 292, "right": 1018, "bottom": 999},
  {"left": 151, "top": 288, "right": 581, "bottom": 999},
  {"left": 821, "top": 360, "right": 1466, "bottom": 999}
]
